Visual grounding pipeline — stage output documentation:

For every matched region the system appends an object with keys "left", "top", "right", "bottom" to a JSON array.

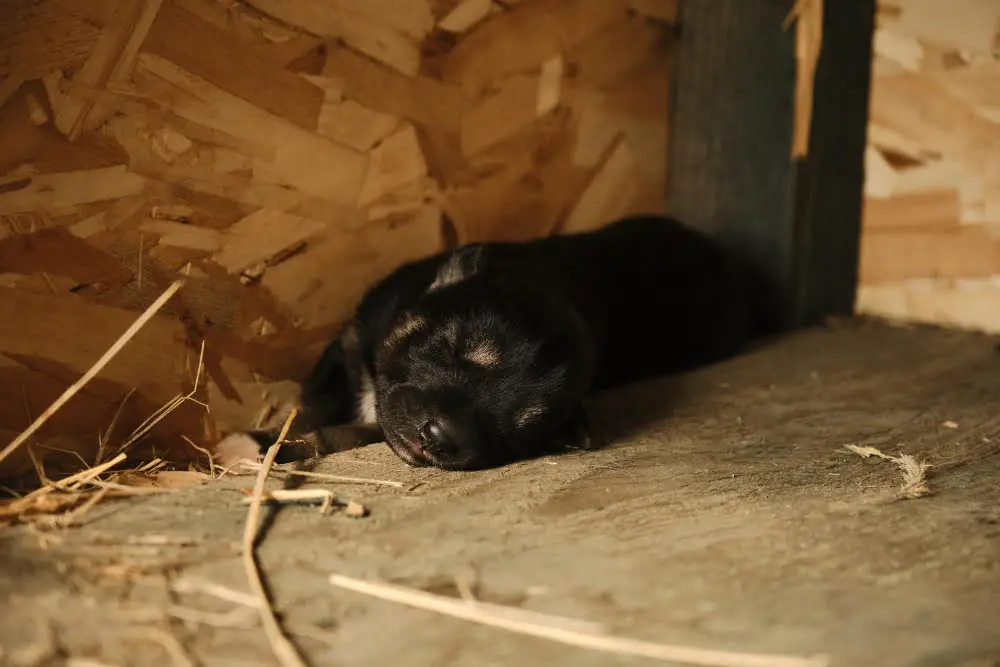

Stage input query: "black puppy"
[{"left": 216, "top": 214, "right": 777, "bottom": 471}]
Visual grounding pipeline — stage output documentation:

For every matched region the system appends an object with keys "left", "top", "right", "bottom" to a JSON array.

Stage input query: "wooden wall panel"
[
  {"left": 857, "top": 0, "right": 1000, "bottom": 334},
  {"left": 0, "top": 0, "right": 676, "bottom": 478}
]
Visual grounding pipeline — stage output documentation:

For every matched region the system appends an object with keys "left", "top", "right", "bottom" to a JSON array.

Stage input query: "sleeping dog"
[{"left": 215, "top": 214, "right": 778, "bottom": 471}]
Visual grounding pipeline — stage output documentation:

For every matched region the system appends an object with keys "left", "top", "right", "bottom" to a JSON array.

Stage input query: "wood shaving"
[
  {"left": 843, "top": 444, "right": 932, "bottom": 499},
  {"left": 328, "top": 573, "right": 829, "bottom": 667}
]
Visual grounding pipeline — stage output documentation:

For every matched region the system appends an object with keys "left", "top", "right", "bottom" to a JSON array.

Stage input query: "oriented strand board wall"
[
  {"left": 856, "top": 0, "right": 1000, "bottom": 332},
  {"left": 0, "top": 0, "right": 676, "bottom": 478}
]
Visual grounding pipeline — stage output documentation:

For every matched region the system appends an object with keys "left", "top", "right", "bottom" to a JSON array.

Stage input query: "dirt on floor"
[{"left": 2, "top": 319, "right": 1000, "bottom": 667}]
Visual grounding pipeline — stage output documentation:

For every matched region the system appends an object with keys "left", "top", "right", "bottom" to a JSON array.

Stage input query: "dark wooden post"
[{"left": 666, "top": 0, "right": 875, "bottom": 329}]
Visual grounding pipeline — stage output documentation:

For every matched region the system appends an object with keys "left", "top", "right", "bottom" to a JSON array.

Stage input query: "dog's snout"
[
  {"left": 382, "top": 385, "right": 488, "bottom": 467},
  {"left": 419, "top": 420, "right": 443, "bottom": 445},
  {"left": 418, "top": 418, "right": 456, "bottom": 455}
]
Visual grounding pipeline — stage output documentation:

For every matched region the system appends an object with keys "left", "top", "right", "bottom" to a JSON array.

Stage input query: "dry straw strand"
[
  {"left": 24, "top": 452, "right": 128, "bottom": 502},
  {"left": 242, "top": 488, "right": 338, "bottom": 514},
  {"left": 0, "top": 451, "right": 207, "bottom": 526},
  {"left": 0, "top": 279, "right": 186, "bottom": 468},
  {"left": 328, "top": 574, "right": 830, "bottom": 667},
  {"left": 172, "top": 578, "right": 263, "bottom": 609},
  {"left": 893, "top": 453, "right": 931, "bottom": 499},
  {"left": 242, "top": 408, "right": 308, "bottom": 667},
  {"left": 182, "top": 435, "right": 218, "bottom": 478},
  {"left": 97, "top": 389, "right": 136, "bottom": 465},
  {"left": 237, "top": 461, "right": 404, "bottom": 488},
  {"left": 123, "top": 627, "right": 195, "bottom": 667},
  {"left": 843, "top": 445, "right": 932, "bottom": 499},
  {"left": 56, "top": 487, "right": 111, "bottom": 527},
  {"left": 115, "top": 339, "right": 208, "bottom": 456}
]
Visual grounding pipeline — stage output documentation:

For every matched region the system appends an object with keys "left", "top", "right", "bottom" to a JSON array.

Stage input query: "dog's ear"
[{"left": 428, "top": 244, "right": 485, "bottom": 292}]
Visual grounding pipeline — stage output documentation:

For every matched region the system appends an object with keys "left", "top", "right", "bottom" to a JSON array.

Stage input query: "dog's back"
[{"left": 451, "top": 215, "right": 776, "bottom": 391}]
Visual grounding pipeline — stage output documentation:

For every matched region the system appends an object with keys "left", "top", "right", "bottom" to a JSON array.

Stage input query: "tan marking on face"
[
  {"left": 383, "top": 313, "right": 427, "bottom": 351},
  {"left": 464, "top": 340, "right": 501, "bottom": 367},
  {"left": 514, "top": 405, "right": 546, "bottom": 428}
]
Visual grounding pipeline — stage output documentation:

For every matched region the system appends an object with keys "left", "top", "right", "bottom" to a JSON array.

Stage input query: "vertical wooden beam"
[
  {"left": 666, "top": 0, "right": 874, "bottom": 330},
  {"left": 790, "top": 0, "right": 875, "bottom": 325},
  {"left": 666, "top": 0, "right": 798, "bottom": 328}
]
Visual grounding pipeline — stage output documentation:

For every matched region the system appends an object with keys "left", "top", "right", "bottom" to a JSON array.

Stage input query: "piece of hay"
[
  {"left": 236, "top": 460, "right": 404, "bottom": 488},
  {"left": 241, "top": 409, "right": 307, "bottom": 667},
  {"left": 168, "top": 578, "right": 340, "bottom": 646},
  {"left": 842, "top": 445, "right": 886, "bottom": 460},
  {"left": 892, "top": 454, "right": 932, "bottom": 499},
  {"left": 113, "top": 469, "right": 212, "bottom": 489},
  {"left": 327, "top": 574, "right": 830, "bottom": 667},
  {"left": 0, "top": 451, "right": 217, "bottom": 527},
  {"left": 1, "top": 335, "right": 210, "bottom": 526},
  {"left": 843, "top": 444, "right": 932, "bottom": 500},
  {"left": 344, "top": 500, "right": 368, "bottom": 518},
  {"left": 0, "top": 453, "right": 130, "bottom": 525},
  {"left": 96, "top": 390, "right": 135, "bottom": 464},
  {"left": 35, "top": 452, "right": 127, "bottom": 495},
  {"left": 121, "top": 627, "right": 195, "bottom": 667},
  {"left": 239, "top": 487, "right": 368, "bottom": 517},
  {"left": 181, "top": 435, "right": 218, "bottom": 478},
  {"left": 172, "top": 578, "right": 262, "bottom": 609},
  {"left": 0, "top": 279, "right": 186, "bottom": 467},
  {"left": 50, "top": 487, "right": 111, "bottom": 528},
  {"left": 451, "top": 570, "right": 607, "bottom": 635},
  {"left": 166, "top": 603, "right": 258, "bottom": 628},
  {"left": 241, "top": 487, "right": 337, "bottom": 514},
  {"left": 113, "top": 340, "right": 208, "bottom": 457}
]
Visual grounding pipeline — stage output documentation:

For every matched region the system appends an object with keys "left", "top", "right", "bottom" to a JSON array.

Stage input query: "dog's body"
[{"left": 216, "top": 215, "right": 778, "bottom": 470}]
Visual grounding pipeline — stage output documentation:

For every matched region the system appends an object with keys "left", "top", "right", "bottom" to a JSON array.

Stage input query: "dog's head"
[{"left": 373, "top": 279, "right": 594, "bottom": 470}]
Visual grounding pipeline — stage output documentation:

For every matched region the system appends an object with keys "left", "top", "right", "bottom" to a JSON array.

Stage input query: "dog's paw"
[
  {"left": 552, "top": 407, "right": 601, "bottom": 453},
  {"left": 561, "top": 428, "right": 602, "bottom": 452},
  {"left": 215, "top": 432, "right": 263, "bottom": 470}
]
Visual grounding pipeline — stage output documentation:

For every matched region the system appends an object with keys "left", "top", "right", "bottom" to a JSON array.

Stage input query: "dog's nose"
[{"left": 418, "top": 420, "right": 452, "bottom": 453}]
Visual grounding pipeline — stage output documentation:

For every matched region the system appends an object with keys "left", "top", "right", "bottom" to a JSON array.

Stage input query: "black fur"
[{"left": 218, "top": 215, "right": 778, "bottom": 471}]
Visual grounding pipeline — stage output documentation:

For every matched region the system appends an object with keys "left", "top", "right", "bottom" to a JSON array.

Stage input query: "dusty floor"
[{"left": 2, "top": 319, "right": 1000, "bottom": 667}]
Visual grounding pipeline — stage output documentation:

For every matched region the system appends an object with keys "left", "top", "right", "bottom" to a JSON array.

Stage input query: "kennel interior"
[{"left": 1, "top": 1, "right": 999, "bottom": 666}]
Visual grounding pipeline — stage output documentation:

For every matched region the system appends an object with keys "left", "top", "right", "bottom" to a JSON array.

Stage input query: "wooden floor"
[{"left": 2, "top": 319, "right": 999, "bottom": 667}]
